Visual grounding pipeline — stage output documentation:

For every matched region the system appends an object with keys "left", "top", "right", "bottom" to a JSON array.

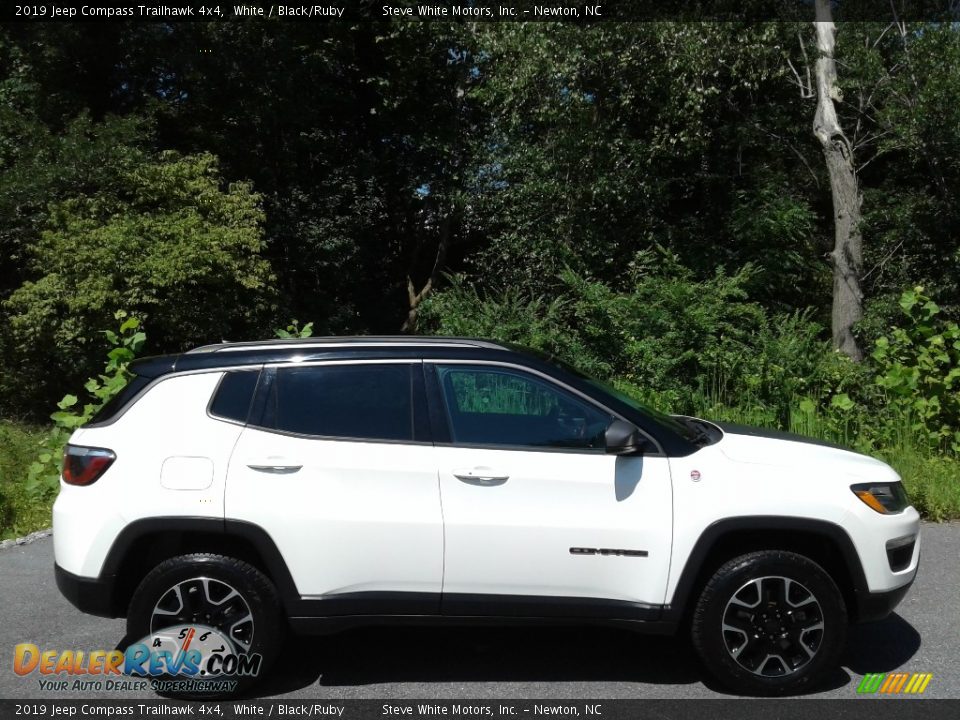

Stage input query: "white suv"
[{"left": 53, "top": 337, "right": 920, "bottom": 696}]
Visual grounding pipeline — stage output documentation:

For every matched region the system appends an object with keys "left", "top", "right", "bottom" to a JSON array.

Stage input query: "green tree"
[
  {"left": 4, "top": 151, "right": 274, "bottom": 412},
  {"left": 467, "top": 23, "right": 825, "bottom": 303}
]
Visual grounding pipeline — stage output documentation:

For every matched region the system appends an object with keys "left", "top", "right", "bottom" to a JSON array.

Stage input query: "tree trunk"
[
  {"left": 813, "top": 0, "right": 864, "bottom": 360},
  {"left": 401, "top": 52, "right": 469, "bottom": 334},
  {"left": 400, "top": 212, "right": 451, "bottom": 333}
]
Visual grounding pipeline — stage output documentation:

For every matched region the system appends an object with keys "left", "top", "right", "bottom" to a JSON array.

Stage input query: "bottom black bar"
[{"left": 0, "top": 699, "right": 955, "bottom": 720}]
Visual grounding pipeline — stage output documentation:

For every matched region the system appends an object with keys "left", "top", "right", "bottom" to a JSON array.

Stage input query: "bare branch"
[
  {"left": 862, "top": 238, "right": 905, "bottom": 283},
  {"left": 871, "top": 21, "right": 896, "bottom": 49},
  {"left": 787, "top": 56, "right": 814, "bottom": 99},
  {"left": 725, "top": 98, "right": 820, "bottom": 188},
  {"left": 797, "top": 30, "right": 814, "bottom": 98}
]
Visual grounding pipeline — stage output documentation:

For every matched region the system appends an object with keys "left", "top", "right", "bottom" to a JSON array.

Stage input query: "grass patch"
[
  {"left": 0, "top": 420, "right": 53, "bottom": 540},
  {"left": 883, "top": 449, "right": 960, "bottom": 522}
]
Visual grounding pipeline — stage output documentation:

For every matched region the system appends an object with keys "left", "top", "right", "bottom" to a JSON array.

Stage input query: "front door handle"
[{"left": 452, "top": 467, "right": 509, "bottom": 485}]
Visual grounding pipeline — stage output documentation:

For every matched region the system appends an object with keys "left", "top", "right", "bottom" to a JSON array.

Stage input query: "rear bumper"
[
  {"left": 55, "top": 563, "right": 118, "bottom": 618},
  {"left": 855, "top": 579, "right": 915, "bottom": 623}
]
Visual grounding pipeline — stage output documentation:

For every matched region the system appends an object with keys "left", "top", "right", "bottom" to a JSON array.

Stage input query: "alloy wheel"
[
  {"left": 721, "top": 575, "right": 824, "bottom": 677},
  {"left": 150, "top": 577, "right": 254, "bottom": 651}
]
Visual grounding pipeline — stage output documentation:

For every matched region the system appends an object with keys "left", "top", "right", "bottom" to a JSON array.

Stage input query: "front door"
[{"left": 429, "top": 362, "right": 673, "bottom": 617}]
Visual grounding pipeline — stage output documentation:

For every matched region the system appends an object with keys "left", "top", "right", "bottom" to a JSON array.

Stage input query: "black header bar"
[{"left": 2, "top": 1, "right": 959, "bottom": 23}]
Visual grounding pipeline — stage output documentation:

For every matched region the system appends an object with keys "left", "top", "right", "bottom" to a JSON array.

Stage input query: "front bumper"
[
  {"left": 55, "top": 563, "right": 119, "bottom": 618},
  {"left": 855, "top": 578, "right": 915, "bottom": 623}
]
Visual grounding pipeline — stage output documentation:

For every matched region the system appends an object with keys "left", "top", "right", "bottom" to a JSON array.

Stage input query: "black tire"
[
  {"left": 690, "top": 550, "right": 847, "bottom": 696},
  {"left": 127, "top": 553, "right": 284, "bottom": 698}
]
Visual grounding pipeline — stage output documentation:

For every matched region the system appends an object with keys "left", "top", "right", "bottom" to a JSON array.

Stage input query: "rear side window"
[
  {"left": 84, "top": 375, "right": 152, "bottom": 427},
  {"left": 265, "top": 364, "right": 413, "bottom": 442},
  {"left": 209, "top": 370, "right": 259, "bottom": 423}
]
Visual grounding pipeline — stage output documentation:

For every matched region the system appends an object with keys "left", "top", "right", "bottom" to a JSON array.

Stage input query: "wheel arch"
[
  {"left": 101, "top": 517, "right": 301, "bottom": 618},
  {"left": 664, "top": 516, "right": 869, "bottom": 625}
]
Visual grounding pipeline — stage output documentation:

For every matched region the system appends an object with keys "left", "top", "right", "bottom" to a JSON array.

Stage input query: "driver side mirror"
[{"left": 604, "top": 419, "right": 652, "bottom": 455}]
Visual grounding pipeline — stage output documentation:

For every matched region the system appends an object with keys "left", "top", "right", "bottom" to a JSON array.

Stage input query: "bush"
[
  {"left": 27, "top": 311, "right": 145, "bottom": 499},
  {"left": 871, "top": 287, "right": 960, "bottom": 453},
  {"left": 883, "top": 449, "right": 960, "bottom": 522},
  {"left": 0, "top": 420, "right": 48, "bottom": 539},
  {"left": 421, "top": 261, "right": 829, "bottom": 417},
  {"left": 3, "top": 150, "right": 275, "bottom": 416}
]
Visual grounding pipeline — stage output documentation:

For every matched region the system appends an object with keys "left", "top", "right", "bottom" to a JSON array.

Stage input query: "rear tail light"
[{"left": 62, "top": 445, "right": 116, "bottom": 486}]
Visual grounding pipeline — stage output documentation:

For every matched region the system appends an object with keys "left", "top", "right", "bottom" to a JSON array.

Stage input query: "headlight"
[{"left": 851, "top": 482, "right": 910, "bottom": 514}]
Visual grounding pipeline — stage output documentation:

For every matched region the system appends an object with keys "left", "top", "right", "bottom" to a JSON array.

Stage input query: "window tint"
[
  {"left": 436, "top": 366, "right": 612, "bottom": 449},
  {"left": 271, "top": 364, "right": 413, "bottom": 441},
  {"left": 209, "top": 370, "right": 259, "bottom": 423}
]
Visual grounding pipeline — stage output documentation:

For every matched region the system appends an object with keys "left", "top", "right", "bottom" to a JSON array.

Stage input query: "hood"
[{"left": 713, "top": 421, "right": 891, "bottom": 475}]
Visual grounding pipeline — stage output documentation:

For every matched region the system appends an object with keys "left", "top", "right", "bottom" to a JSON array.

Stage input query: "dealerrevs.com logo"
[{"left": 14, "top": 624, "right": 262, "bottom": 694}]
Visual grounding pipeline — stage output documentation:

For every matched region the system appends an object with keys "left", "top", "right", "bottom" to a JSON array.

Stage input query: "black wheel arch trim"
[
  {"left": 663, "top": 516, "right": 871, "bottom": 624},
  {"left": 94, "top": 516, "right": 305, "bottom": 617}
]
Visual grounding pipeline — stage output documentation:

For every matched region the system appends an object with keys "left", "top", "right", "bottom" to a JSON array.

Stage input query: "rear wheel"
[
  {"left": 691, "top": 550, "right": 847, "bottom": 696},
  {"left": 127, "top": 553, "right": 284, "bottom": 698}
]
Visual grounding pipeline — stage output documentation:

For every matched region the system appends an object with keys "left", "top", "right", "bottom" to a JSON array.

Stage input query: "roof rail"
[{"left": 185, "top": 336, "right": 509, "bottom": 354}]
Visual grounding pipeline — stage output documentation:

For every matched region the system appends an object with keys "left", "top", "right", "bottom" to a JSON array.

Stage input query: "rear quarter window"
[{"left": 209, "top": 370, "right": 260, "bottom": 424}]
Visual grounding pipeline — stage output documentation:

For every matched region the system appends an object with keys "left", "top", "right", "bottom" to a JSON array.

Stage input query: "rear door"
[
  {"left": 428, "top": 362, "right": 673, "bottom": 617},
  {"left": 225, "top": 360, "right": 443, "bottom": 613}
]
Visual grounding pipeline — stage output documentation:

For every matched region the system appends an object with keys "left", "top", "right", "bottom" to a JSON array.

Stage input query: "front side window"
[
  {"left": 436, "top": 365, "right": 612, "bottom": 450},
  {"left": 267, "top": 364, "right": 413, "bottom": 442}
]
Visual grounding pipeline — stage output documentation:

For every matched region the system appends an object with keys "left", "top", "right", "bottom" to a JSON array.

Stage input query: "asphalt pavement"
[{"left": 1, "top": 524, "right": 957, "bottom": 700}]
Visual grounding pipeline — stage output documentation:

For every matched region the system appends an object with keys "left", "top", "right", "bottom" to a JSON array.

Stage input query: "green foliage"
[
  {"left": 885, "top": 450, "right": 960, "bottom": 523},
  {"left": 26, "top": 312, "right": 145, "bottom": 499},
  {"left": 422, "top": 261, "right": 829, "bottom": 417},
  {"left": 0, "top": 421, "right": 49, "bottom": 539},
  {"left": 3, "top": 150, "right": 274, "bottom": 413},
  {"left": 872, "top": 287, "right": 960, "bottom": 452},
  {"left": 0, "top": 109, "right": 148, "bottom": 298},
  {"left": 274, "top": 320, "right": 314, "bottom": 339}
]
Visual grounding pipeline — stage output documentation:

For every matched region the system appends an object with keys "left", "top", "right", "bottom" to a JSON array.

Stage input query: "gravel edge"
[{"left": 0, "top": 528, "right": 52, "bottom": 550}]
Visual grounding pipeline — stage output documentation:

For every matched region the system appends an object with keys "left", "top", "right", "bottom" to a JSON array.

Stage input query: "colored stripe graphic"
[
  {"left": 890, "top": 673, "right": 909, "bottom": 693},
  {"left": 857, "top": 673, "right": 885, "bottom": 693},
  {"left": 857, "top": 672, "right": 932, "bottom": 694},
  {"left": 904, "top": 674, "right": 922, "bottom": 693}
]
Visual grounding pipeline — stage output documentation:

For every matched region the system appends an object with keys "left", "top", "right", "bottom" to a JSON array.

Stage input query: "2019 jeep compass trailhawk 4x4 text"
[{"left": 53, "top": 337, "right": 920, "bottom": 696}]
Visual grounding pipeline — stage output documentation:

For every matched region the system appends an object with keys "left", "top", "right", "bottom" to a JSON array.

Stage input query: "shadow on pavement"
[
  {"left": 247, "top": 613, "right": 921, "bottom": 698},
  {"left": 843, "top": 613, "right": 921, "bottom": 673},
  {"left": 249, "top": 625, "right": 699, "bottom": 696}
]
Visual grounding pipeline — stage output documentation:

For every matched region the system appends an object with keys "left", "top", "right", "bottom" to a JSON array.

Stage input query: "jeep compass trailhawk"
[{"left": 53, "top": 337, "right": 920, "bottom": 696}]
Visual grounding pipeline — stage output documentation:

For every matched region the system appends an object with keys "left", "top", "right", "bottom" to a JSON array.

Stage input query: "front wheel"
[
  {"left": 691, "top": 550, "right": 847, "bottom": 696},
  {"left": 127, "top": 553, "right": 284, "bottom": 698}
]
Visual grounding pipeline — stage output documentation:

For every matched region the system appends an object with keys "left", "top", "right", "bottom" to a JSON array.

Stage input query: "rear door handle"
[
  {"left": 247, "top": 461, "right": 302, "bottom": 474},
  {"left": 452, "top": 467, "right": 509, "bottom": 485}
]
